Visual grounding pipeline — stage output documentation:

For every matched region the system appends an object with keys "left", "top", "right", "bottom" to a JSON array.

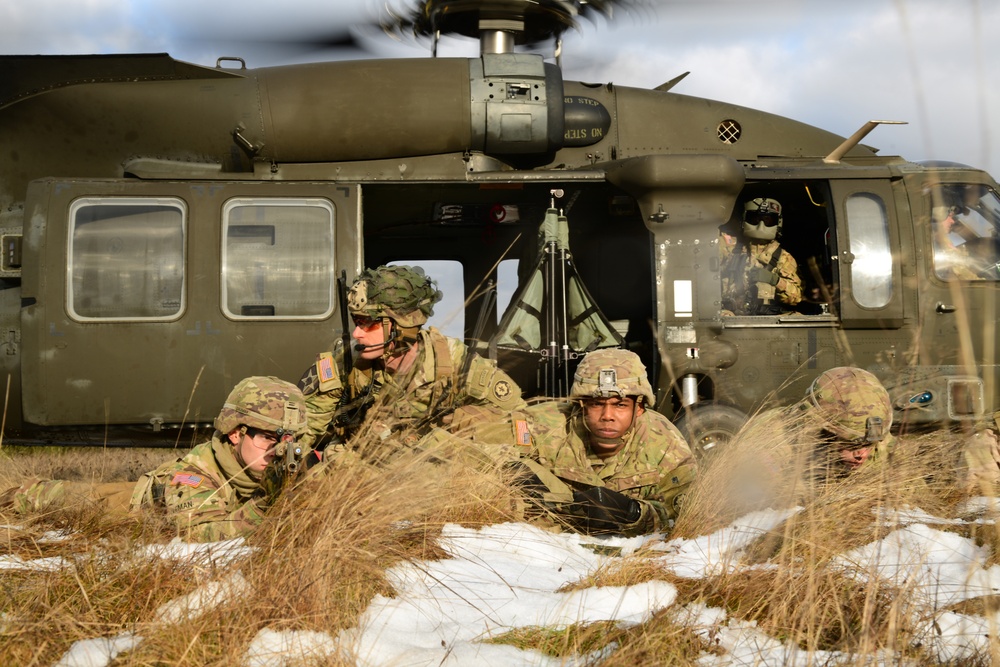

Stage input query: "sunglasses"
[
  {"left": 747, "top": 212, "right": 780, "bottom": 227},
  {"left": 351, "top": 314, "right": 382, "bottom": 332}
]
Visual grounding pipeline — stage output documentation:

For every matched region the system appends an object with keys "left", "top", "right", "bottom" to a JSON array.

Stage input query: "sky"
[
  {"left": 8, "top": 502, "right": 1000, "bottom": 665},
  {"left": 1, "top": 0, "right": 997, "bottom": 176},
  {"left": 1, "top": 0, "right": 997, "bottom": 336}
]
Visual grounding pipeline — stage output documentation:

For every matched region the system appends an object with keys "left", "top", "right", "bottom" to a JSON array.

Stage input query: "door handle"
[{"left": 936, "top": 303, "right": 957, "bottom": 314}]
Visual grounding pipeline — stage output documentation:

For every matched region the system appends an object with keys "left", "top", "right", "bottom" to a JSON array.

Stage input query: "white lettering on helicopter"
[
  {"left": 564, "top": 127, "right": 605, "bottom": 141},
  {"left": 564, "top": 96, "right": 602, "bottom": 106}
]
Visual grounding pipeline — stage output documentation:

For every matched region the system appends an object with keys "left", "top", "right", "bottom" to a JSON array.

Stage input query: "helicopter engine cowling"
[{"left": 258, "top": 54, "right": 564, "bottom": 162}]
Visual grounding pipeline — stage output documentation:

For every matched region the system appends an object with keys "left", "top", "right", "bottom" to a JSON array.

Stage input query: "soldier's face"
[
  {"left": 583, "top": 397, "right": 643, "bottom": 453},
  {"left": 230, "top": 427, "right": 278, "bottom": 473},
  {"left": 352, "top": 314, "right": 391, "bottom": 360},
  {"left": 838, "top": 445, "right": 873, "bottom": 470}
]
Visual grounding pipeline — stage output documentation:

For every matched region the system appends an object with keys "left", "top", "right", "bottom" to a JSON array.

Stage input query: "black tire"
[{"left": 673, "top": 403, "right": 747, "bottom": 460}]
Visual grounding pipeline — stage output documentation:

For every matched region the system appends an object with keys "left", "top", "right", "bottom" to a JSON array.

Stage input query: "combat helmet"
[
  {"left": 805, "top": 367, "right": 892, "bottom": 444},
  {"left": 742, "top": 197, "right": 783, "bottom": 242},
  {"left": 347, "top": 265, "right": 442, "bottom": 328},
  {"left": 570, "top": 349, "right": 656, "bottom": 406},
  {"left": 214, "top": 376, "right": 309, "bottom": 437}
]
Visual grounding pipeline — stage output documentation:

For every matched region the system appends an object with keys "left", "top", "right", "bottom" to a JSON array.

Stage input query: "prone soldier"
[
  {"left": 297, "top": 264, "right": 525, "bottom": 457},
  {"left": 489, "top": 349, "right": 697, "bottom": 536},
  {"left": 721, "top": 366, "right": 897, "bottom": 509},
  {"left": 2, "top": 376, "right": 312, "bottom": 542}
]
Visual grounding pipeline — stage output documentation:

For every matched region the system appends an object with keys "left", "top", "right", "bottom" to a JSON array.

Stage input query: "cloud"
[{"left": 0, "top": 0, "right": 996, "bottom": 172}]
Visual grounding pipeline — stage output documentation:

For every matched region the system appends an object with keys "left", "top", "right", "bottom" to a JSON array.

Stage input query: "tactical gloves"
[
  {"left": 568, "top": 485, "right": 643, "bottom": 535},
  {"left": 751, "top": 266, "right": 780, "bottom": 286}
]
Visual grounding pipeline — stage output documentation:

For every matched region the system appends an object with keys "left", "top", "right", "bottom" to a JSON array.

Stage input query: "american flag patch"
[
  {"left": 514, "top": 420, "right": 532, "bottom": 446},
  {"left": 318, "top": 356, "right": 335, "bottom": 382},
  {"left": 170, "top": 473, "right": 204, "bottom": 488}
]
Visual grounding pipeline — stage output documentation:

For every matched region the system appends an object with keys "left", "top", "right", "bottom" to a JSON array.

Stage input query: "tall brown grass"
[{"left": 0, "top": 419, "right": 997, "bottom": 664}]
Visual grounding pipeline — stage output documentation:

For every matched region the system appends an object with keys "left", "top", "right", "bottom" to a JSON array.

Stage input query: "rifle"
[
  {"left": 337, "top": 270, "right": 354, "bottom": 375},
  {"left": 260, "top": 430, "right": 306, "bottom": 505},
  {"left": 273, "top": 429, "right": 306, "bottom": 477}
]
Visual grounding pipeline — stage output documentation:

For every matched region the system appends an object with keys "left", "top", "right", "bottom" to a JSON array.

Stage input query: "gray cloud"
[{"left": 0, "top": 0, "right": 996, "bottom": 172}]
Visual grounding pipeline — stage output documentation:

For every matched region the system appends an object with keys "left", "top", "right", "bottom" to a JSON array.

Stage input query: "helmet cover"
[
  {"left": 347, "top": 265, "right": 443, "bottom": 328},
  {"left": 214, "top": 376, "right": 309, "bottom": 436},
  {"left": 805, "top": 367, "right": 892, "bottom": 444},
  {"left": 570, "top": 349, "right": 656, "bottom": 405}
]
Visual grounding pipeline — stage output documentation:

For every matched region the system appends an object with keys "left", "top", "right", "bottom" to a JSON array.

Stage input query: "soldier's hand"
[
  {"left": 505, "top": 461, "right": 548, "bottom": 499},
  {"left": 751, "top": 266, "right": 780, "bottom": 286},
  {"left": 568, "top": 485, "right": 642, "bottom": 535}
]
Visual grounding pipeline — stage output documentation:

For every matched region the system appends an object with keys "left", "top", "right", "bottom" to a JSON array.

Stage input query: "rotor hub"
[{"left": 391, "top": 0, "right": 621, "bottom": 51}]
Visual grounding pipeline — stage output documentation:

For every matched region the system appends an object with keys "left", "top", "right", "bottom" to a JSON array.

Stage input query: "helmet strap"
[
  {"left": 232, "top": 425, "right": 249, "bottom": 468},
  {"left": 384, "top": 323, "right": 419, "bottom": 359},
  {"left": 378, "top": 317, "right": 398, "bottom": 361}
]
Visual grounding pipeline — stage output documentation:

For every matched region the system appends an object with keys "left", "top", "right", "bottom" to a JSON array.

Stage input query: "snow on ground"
[{"left": 10, "top": 503, "right": 1000, "bottom": 665}]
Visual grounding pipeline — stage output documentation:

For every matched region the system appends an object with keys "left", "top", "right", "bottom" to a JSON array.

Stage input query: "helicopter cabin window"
[
  {"left": 67, "top": 197, "right": 185, "bottom": 321},
  {"left": 929, "top": 184, "right": 1000, "bottom": 282},
  {"left": 496, "top": 259, "right": 519, "bottom": 317},
  {"left": 845, "top": 193, "right": 893, "bottom": 309},
  {"left": 222, "top": 198, "right": 335, "bottom": 319}
]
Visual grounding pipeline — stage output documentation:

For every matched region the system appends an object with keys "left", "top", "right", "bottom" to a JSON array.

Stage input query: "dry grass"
[
  {"left": 0, "top": 419, "right": 998, "bottom": 664},
  {"left": 0, "top": 437, "right": 524, "bottom": 665}
]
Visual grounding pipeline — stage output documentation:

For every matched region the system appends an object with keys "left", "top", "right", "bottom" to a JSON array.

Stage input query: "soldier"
[
  {"left": 500, "top": 349, "right": 696, "bottom": 536},
  {"left": 795, "top": 366, "right": 895, "bottom": 478},
  {"left": 721, "top": 197, "right": 804, "bottom": 315},
  {"left": 297, "top": 264, "right": 525, "bottom": 456},
  {"left": 729, "top": 367, "right": 896, "bottom": 505},
  {"left": 1, "top": 376, "right": 311, "bottom": 542},
  {"left": 958, "top": 411, "right": 1000, "bottom": 495}
]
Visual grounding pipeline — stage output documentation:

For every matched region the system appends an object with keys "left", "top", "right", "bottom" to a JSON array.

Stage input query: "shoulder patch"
[
  {"left": 493, "top": 379, "right": 513, "bottom": 402},
  {"left": 316, "top": 351, "right": 343, "bottom": 392},
  {"left": 318, "top": 355, "right": 335, "bottom": 382},
  {"left": 514, "top": 419, "right": 532, "bottom": 447},
  {"left": 170, "top": 472, "right": 204, "bottom": 488}
]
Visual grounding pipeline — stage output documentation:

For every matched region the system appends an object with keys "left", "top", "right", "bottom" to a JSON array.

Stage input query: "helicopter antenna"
[{"left": 823, "top": 120, "right": 907, "bottom": 164}]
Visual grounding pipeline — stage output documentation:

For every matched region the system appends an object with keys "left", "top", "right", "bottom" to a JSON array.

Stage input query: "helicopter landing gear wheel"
[{"left": 673, "top": 403, "right": 747, "bottom": 461}]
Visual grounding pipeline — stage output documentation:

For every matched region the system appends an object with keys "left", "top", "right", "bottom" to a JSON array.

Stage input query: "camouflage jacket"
[
  {"left": 298, "top": 326, "right": 525, "bottom": 449},
  {"left": 130, "top": 435, "right": 268, "bottom": 542},
  {"left": 721, "top": 239, "right": 803, "bottom": 315},
  {"left": 507, "top": 401, "right": 696, "bottom": 535}
]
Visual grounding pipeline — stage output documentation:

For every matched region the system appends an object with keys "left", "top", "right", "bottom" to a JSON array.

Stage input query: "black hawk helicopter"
[{"left": 1, "top": 0, "right": 998, "bottom": 453}]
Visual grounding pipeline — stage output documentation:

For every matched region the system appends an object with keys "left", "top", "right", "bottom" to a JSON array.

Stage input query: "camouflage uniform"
[
  {"left": 721, "top": 240, "right": 803, "bottom": 314},
  {"left": 298, "top": 265, "right": 524, "bottom": 452},
  {"left": 471, "top": 349, "right": 695, "bottom": 536},
  {"left": 2, "top": 376, "right": 310, "bottom": 542},
  {"left": 508, "top": 400, "right": 695, "bottom": 535},
  {"left": 720, "top": 197, "right": 803, "bottom": 315},
  {"left": 128, "top": 436, "right": 271, "bottom": 541},
  {"left": 959, "top": 411, "right": 1000, "bottom": 494},
  {"left": 0, "top": 479, "right": 134, "bottom": 516}
]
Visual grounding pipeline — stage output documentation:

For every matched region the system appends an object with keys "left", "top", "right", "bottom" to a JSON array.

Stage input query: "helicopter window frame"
[
  {"left": 844, "top": 192, "right": 893, "bottom": 309},
  {"left": 221, "top": 197, "right": 336, "bottom": 321},
  {"left": 66, "top": 196, "right": 187, "bottom": 322},
  {"left": 928, "top": 184, "right": 1000, "bottom": 283}
]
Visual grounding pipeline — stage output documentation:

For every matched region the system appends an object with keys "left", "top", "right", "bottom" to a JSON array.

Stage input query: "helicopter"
[{"left": 0, "top": 0, "right": 997, "bottom": 452}]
